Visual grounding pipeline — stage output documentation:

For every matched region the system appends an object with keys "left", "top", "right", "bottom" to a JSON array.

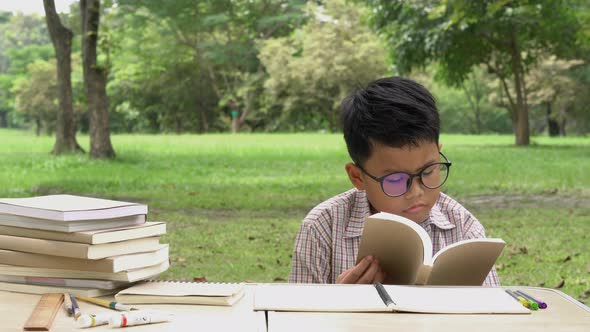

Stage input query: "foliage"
[{"left": 258, "top": 0, "right": 389, "bottom": 131}]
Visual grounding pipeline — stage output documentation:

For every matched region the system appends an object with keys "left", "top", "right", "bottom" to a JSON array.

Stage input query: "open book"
[
  {"left": 357, "top": 212, "right": 505, "bottom": 285},
  {"left": 115, "top": 280, "right": 245, "bottom": 306},
  {"left": 254, "top": 284, "right": 530, "bottom": 314}
]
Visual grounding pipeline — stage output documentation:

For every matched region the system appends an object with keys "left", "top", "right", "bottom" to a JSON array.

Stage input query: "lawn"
[{"left": 1, "top": 129, "right": 588, "bottom": 303}]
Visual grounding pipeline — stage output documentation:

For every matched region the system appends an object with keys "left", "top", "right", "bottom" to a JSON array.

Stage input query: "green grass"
[{"left": 1, "top": 129, "right": 588, "bottom": 303}]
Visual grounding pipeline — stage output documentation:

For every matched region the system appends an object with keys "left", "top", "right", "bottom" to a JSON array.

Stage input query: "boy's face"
[{"left": 346, "top": 140, "right": 442, "bottom": 224}]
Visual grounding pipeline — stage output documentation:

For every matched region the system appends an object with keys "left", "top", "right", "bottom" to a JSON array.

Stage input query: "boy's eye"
[{"left": 385, "top": 174, "right": 406, "bottom": 183}]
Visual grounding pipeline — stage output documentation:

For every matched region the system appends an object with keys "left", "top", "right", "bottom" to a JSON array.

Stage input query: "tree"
[
  {"left": 81, "top": 0, "right": 115, "bottom": 158},
  {"left": 43, "top": 0, "right": 84, "bottom": 154},
  {"left": 259, "top": 0, "right": 389, "bottom": 131},
  {"left": 365, "top": 0, "right": 582, "bottom": 145}
]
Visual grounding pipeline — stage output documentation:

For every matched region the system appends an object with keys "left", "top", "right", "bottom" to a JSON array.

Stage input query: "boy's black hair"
[{"left": 341, "top": 76, "right": 440, "bottom": 166}]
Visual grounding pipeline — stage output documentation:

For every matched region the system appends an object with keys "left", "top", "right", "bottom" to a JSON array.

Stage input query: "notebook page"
[
  {"left": 383, "top": 285, "right": 530, "bottom": 314},
  {"left": 254, "top": 284, "right": 389, "bottom": 312}
]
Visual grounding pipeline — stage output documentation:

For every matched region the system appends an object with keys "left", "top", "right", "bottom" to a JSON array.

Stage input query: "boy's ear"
[{"left": 345, "top": 163, "right": 366, "bottom": 190}]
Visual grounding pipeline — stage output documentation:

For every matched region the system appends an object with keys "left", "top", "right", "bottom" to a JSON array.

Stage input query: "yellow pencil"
[{"left": 75, "top": 295, "right": 136, "bottom": 311}]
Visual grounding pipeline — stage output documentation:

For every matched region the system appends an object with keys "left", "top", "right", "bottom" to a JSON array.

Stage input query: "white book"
[
  {"left": 254, "top": 284, "right": 531, "bottom": 314},
  {"left": 0, "top": 275, "right": 130, "bottom": 290},
  {"left": 0, "top": 281, "right": 123, "bottom": 297},
  {"left": 0, "top": 221, "right": 165, "bottom": 244},
  {"left": 0, "top": 261, "right": 170, "bottom": 282},
  {"left": 357, "top": 212, "right": 505, "bottom": 285},
  {"left": 116, "top": 281, "right": 245, "bottom": 306},
  {"left": 0, "top": 195, "right": 148, "bottom": 222},
  {"left": 0, "top": 235, "right": 161, "bottom": 259},
  {"left": 0, "top": 213, "right": 146, "bottom": 233},
  {"left": 0, "top": 244, "right": 169, "bottom": 272}
]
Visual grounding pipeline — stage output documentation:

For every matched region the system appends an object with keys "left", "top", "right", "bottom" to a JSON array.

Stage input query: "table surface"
[
  {"left": 1, "top": 285, "right": 265, "bottom": 332},
  {"left": 267, "top": 287, "right": 590, "bottom": 332},
  {"left": 2, "top": 285, "right": 589, "bottom": 332}
]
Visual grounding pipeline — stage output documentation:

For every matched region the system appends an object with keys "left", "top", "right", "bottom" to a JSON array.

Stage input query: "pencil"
[
  {"left": 505, "top": 289, "right": 530, "bottom": 309},
  {"left": 75, "top": 295, "right": 136, "bottom": 311}
]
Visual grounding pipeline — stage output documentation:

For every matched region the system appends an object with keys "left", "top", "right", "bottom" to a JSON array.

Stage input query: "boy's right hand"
[{"left": 336, "top": 255, "right": 386, "bottom": 284}]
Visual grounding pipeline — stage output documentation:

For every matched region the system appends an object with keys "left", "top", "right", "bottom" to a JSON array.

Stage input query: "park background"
[{"left": 0, "top": 0, "right": 588, "bottom": 303}]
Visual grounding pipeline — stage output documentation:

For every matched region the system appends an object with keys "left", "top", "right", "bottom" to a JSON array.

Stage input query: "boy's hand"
[{"left": 336, "top": 255, "right": 386, "bottom": 284}]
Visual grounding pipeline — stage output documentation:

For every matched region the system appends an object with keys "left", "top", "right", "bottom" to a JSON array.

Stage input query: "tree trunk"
[
  {"left": 81, "top": 0, "right": 115, "bottom": 159},
  {"left": 546, "top": 102, "right": 560, "bottom": 137},
  {"left": 43, "top": 0, "right": 83, "bottom": 155},
  {"left": 508, "top": 28, "right": 530, "bottom": 146},
  {"left": 0, "top": 111, "right": 7, "bottom": 128}
]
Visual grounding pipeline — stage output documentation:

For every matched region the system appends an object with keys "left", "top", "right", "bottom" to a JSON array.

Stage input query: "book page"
[
  {"left": 254, "top": 284, "right": 389, "bottom": 312},
  {"left": 383, "top": 285, "right": 530, "bottom": 314},
  {"left": 357, "top": 212, "right": 432, "bottom": 285},
  {"left": 429, "top": 239, "right": 505, "bottom": 286}
]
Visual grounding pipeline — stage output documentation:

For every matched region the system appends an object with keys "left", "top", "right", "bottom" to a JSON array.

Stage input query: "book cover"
[
  {"left": 356, "top": 212, "right": 505, "bottom": 285},
  {"left": 115, "top": 280, "right": 245, "bottom": 306},
  {"left": 0, "top": 221, "right": 165, "bottom": 244},
  {"left": 0, "top": 195, "right": 148, "bottom": 222}
]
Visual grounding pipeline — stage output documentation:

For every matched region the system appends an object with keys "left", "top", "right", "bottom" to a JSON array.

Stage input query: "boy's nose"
[{"left": 404, "top": 175, "right": 424, "bottom": 199}]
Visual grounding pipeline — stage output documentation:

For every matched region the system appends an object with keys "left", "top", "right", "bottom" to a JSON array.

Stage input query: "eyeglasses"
[{"left": 356, "top": 152, "right": 452, "bottom": 197}]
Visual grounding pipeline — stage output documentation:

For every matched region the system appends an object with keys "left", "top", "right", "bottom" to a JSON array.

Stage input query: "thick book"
[
  {"left": 0, "top": 244, "right": 169, "bottom": 273},
  {"left": 0, "top": 261, "right": 170, "bottom": 282},
  {"left": 0, "top": 281, "right": 122, "bottom": 297},
  {"left": 357, "top": 212, "right": 505, "bottom": 285},
  {"left": 115, "top": 280, "right": 245, "bottom": 306},
  {"left": 0, "top": 235, "right": 161, "bottom": 259},
  {"left": 0, "top": 222, "right": 165, "bottom": 244},
  {"left": 254, "top": 284, "right": 530, "bottom": 314},
  {"left": 0, "top": 194, "right": 147, "bottom": 222},
  {"left": 0, "top": 213, "right": 146, "bottom": 233},
  {"left": 0, "top": 275, "right": 130, "bottom": 290}
]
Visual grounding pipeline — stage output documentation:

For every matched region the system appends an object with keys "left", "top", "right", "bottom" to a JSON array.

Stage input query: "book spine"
[{"left": 374, "top": 283, "right": 395, "bottom": 306}]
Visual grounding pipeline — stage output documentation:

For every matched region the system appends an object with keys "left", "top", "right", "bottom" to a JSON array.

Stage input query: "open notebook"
[
  {"left": 115, "top": 280, "right": 245, "bottom": 306},
  {"left": 254, "top": 284, "right": 530, "bottom": 314}
]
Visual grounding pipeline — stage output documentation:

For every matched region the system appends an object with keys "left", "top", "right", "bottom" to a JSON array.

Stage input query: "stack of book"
[{"left": 0, "top": 194, "right": 169, "bottom": 297}]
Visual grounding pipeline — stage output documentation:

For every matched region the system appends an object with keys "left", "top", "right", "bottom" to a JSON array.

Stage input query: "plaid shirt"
[{"left": 289, "top": 189, "right": 500, "bottom": 286}]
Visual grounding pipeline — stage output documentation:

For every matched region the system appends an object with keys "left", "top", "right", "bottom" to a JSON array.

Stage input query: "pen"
[
  {"left": 75, "top": 295, "right": 137, "bottom": 311},
  {"left": 505, "top": 289, "right": 530, "bottom": 309},
  {"left": 70, "top": 294, "right": 82, "bottom": 320},
  {"left": 516, "top": 290, "right": 547, "bottom": 309},
  {"left": 63, "top": 292, "right": 73, "bottom": 316},
  {"left": 514, "top": 290, "right": 539, "bottom": 310}
]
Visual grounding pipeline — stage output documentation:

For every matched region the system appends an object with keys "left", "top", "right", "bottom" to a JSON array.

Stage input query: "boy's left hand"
[{"left": 336, "top": 255, "right": 386, "bottom": 284}]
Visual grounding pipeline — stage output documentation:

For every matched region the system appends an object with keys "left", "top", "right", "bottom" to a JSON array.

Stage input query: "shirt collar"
[{"left": 343, "top": 191, "right": 455, "bottom": 238}]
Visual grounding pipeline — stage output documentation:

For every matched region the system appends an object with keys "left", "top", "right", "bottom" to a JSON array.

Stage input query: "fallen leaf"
[
  {"left": 534, "top": 256, "right": 543, "bottom": 263},
  {"left": 495, "top": 263, "right": 505, "bottom": 271},
  {"left": 193, "top": 276, "right": 208, "bottom": 282},
  {"left": 257, "top": 264, "right": 266, "bottom": 270},
  {"left": 519, "top": 246, "right": 528, "bottom": 255},
  {"left": 273, "top": 277, "right": 287, "bottom": 282},
  {"left": 554, "top": 279, "right": 565, "bottom": 289},
  {"left": 276, "top": 258, "right": 282, "bottom": 265},
  {"left": 188, "top": 192, "right": 199, "bottom": 196},
  {"left": 562, "top": 256, "right": 572, "bottom": 263},
  {"left": 537, "top": 281, "right": 546, "bottom": 287},
  {"left": 248, "top": 236, "right": 256, "bottom": 241}
]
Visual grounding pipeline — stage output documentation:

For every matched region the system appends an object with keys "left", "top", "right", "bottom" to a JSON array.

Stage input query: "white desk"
[
  {"left": 1, "top": 285, "right": 265, "bottom": 332},
  {"left": 267, "top": 287, "right": 590, "bottom": 332}
]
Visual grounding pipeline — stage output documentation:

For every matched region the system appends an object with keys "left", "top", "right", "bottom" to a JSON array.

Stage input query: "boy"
[{"left": 289, "top": 76, "right": 499, "bottom": 286}]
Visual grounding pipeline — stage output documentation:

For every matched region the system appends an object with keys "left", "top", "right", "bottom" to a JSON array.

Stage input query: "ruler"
[{"left": 23, "top": 293, "right": 64, "bottom": 331}]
